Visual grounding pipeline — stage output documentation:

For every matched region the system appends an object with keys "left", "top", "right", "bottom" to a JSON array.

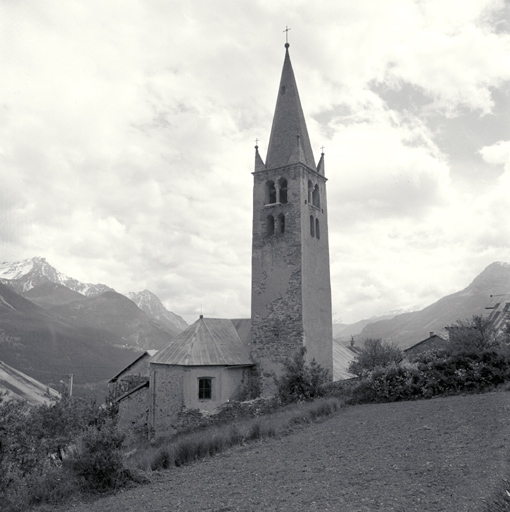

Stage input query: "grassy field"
[{"left": 60, "top": 391, "right": 510, "bottom": 512}]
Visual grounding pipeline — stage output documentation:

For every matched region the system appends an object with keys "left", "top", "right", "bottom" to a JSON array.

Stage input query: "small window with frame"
[{"left": 198, "top": 378, "right": 212, "bottom": 400}]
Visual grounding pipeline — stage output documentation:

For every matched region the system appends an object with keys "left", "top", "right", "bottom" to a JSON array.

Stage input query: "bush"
[
  {"left": 417, "top": 350, "right": 510, "bottom": 396},
  {"left": 0, "top": 395, "right": 129, "bottom": 510},
  {"left": 350, "top": 349, "right": 510, "bottom": 405},
  {"left": 274, "top": 347, "right": 330, "bottom": 404},
  {"left": 69, "top": 418, "right": 129, "bottom": 492},
  {"left": 350, "top": 364, "right": 423, "bottom": 404}
]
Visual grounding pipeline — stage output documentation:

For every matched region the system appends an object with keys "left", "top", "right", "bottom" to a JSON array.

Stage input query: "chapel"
[{"left": 111, "top": 42, "right": 337, "bottom": 437}]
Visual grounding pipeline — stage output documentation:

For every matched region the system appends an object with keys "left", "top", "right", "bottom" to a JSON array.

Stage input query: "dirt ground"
[{"left": 64, "top": 392, "right": 510, "bottom": 512}]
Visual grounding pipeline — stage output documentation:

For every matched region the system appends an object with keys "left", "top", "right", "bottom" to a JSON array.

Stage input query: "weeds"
[
  {"left": 484, "top": 479, "right": 510, "bottom": 511},
  {"left": 128, "top": 397, "right": 344, "bottom": 473}
]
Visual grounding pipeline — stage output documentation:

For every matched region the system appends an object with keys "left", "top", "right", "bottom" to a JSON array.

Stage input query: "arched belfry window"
[
  {"left": 278, "top": 178, "right": 288, "bottom": 204},
  {"left": 267, "top": 215, "right": 275, "bottom": 235},
  {"left": 316, "top": 218, "right": 320, "bottom": 239},
  {"left": 312, "top": 185, "right": 320, "bottom": 208},
  {"left": 308, "top": 180, "right": 313, "bottom": 204},
  {"left": 266, "top": 181, "right": 276, "bottom": 204},
  {"left": 277, "top": 213, "right": 285, "bottom": 234},
  {"left": 310, "top": 215, "right": 315, "bottom": 237}
]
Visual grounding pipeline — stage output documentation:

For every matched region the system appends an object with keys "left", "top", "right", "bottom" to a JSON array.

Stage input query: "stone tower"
[{"left": 251, "top": 43, "right": 333, "bottom": 391}]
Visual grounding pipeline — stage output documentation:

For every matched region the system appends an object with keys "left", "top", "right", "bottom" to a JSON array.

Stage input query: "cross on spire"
[
  {"left": 283, "top": 26, "right": 291, "bottom": 47},
  {"left": 321, "top": 145, "right": 325, "bottom": 154},
  {"left": 255, "top": 138, "right": 259, "bottom": 148}
]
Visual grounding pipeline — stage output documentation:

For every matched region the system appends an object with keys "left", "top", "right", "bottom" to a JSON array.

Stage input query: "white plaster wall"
[{"left": 182, "top": 366, "right": 248, "bottom": 412}]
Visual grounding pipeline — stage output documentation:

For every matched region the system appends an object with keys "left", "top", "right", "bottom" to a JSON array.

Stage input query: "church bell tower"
[{"left": 251, "top": 42, "right": 333, "bottom": 391}]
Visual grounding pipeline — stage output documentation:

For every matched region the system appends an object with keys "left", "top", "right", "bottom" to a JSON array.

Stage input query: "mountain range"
[
  {"left": 1, "top": 257, "right": 509, "bottom": 395},
  {"left": 0, "top": 257, "right": 188, "bottom": 396},
  {"left": 0, "top": 257, "right": 187, "bottom": 345},
  {"left": 348, "top": 262, "right": 510, "bottom": 349}
]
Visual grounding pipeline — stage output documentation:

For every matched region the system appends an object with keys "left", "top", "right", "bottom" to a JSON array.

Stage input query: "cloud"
[
  {"left": 1, "top": 0, "right": 509, "bottom": 325},
  {"left": 480, "top": 139, "right": 510, "bottom": 165}
]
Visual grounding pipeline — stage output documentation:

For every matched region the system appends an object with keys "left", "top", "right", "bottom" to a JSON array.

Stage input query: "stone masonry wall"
[
  {"left": 301, "top": 167, "right": 334, "bottom": 376},
  {"left": 117, "top": 384, "right": 149, "bottom": 441},
  {"left": 149, "top": 363, "right": 184, "bottom": 438},
  {"left": 251, "top": 164, "right": 305, "bottom": 393}
]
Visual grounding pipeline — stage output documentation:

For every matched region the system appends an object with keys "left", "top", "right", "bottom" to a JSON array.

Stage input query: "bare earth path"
[{"left": 66, "top": 392, "right": 510, "bottom": 512}]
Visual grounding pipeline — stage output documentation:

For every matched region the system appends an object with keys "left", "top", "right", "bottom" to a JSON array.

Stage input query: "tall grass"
[{"left": 127, "top": 397, "right": 344, "bottom": 473}]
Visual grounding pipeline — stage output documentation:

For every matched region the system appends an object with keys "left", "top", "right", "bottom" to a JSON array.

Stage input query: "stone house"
[
  {"left": 148, "top": 316, "right": 254, "bottom": 435},
  {"left": 404, "top": 332, "right": 448, "bottom": 360},
  {"left": 108, "top": 350, "right": 156, "bottom": 433},
  {"left": 109, "top": 350, "right": 156, "bottom": 398}
]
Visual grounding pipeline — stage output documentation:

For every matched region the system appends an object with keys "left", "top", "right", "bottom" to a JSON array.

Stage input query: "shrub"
[
  {"left": 350, "top": 348, "right": 510, "bottom": 405},
  {"left": 150, "top": 447, "right": 174, "bottom": 470},
  {"left": 417, "top": 350, "right": 510, "bottom": 395},
  {"left": 274, "top": 347, "right": 330, "bottom": 404},
  {"left": 237, "top": 364, "right": 263, "bottom": 401},
  {"left": 350, "top": 365, "right": 423, "bottom": 404},
  {"left": 0, "top": 396, "right": 127, "bottom": 510},
  {"left": 348, "top": 338, "right": 403, "bottom": 378},
  {"left": 69, "top": 418, "right": 130, "bottom": 493}
]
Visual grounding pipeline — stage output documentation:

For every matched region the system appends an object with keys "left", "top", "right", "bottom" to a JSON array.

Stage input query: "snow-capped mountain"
[
  {"left": 0, "top": 257, "right": 112, "bottom": 297},
  {"left": 1, "top": 257, "right": 186, "bottom": 341},
  {"left": 128, "top": 290, "right": 188, "bottom": 333}
]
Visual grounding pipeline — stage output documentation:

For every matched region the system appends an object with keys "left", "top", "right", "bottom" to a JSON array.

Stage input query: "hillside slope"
[
  {"left": 68, "top": 392, "right": 510, "bottom": 512},
  {"left": 47, "top": 290, "right": 175, "bottom": 350}
]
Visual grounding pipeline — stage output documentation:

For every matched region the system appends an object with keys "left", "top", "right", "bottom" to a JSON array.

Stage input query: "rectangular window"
[{"left": 198, "top": 378, "right": 212, "bottom": 399}]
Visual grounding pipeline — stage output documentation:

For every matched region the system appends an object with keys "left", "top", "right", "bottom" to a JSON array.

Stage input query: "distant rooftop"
[{"left": 0, "top": 360, "right": 60, "bottom": 406}]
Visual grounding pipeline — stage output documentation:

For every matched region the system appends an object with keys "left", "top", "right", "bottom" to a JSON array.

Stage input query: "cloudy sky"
[{"left": 1, "top": 0, "right": 510, "bottom": 325}]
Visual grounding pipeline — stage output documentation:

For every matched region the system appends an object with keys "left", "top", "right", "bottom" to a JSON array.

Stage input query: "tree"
[
  {"left": 447, "top": 315, "right": 503, "bottom": 353},
  {"left": 348, "top": 338, "right": 403, "bottom": 378}
]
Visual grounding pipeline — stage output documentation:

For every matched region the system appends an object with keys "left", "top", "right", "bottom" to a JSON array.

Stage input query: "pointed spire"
[
  {"left": 254, "top": 143, "right": 266, "bottom": 172},
  {"left": 317, "top": 149, "right": 325, "bottom": 176},
  {"left": 265, "top": 45, "right": 316, "bottom": 171}
]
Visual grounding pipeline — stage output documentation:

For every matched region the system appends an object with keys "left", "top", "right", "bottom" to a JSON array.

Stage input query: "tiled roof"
[
  {"left": 0, "top": 360, "right": 60, "bottom": 406},
  {"left": 403, "top": 333, "right": 447, "bottom": 352},
  {"left": 486, "top": 300, "right": 510, "bottom": 332},
  {"left": 230, "top": 318, "right": 252, "bottom": 346},
  {"left": 265, "top": 47, "right": 316, "bottom": 171},
  {"left": 333, "top": 341, "right": 356, "bottom": 380},
  {"left": 150, "top": 317, "right": 254, "bottom": 366}
]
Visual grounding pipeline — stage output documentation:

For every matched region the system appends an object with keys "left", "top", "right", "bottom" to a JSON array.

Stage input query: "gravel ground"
[{"left": 64, "top": 392, "right": 510, "bottom": 512}]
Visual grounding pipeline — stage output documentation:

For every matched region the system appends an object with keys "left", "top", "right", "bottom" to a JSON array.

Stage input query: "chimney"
[{"left": 430, "top": 332, "right": 434, "bottom": 338}]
